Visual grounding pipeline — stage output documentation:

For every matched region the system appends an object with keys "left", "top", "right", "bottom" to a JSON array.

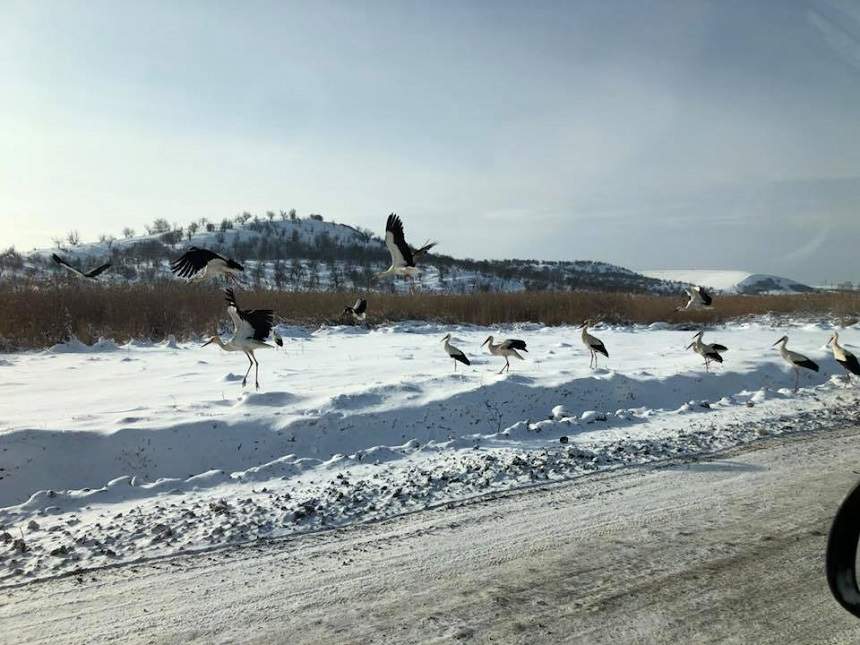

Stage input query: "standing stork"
[
  {"left": 202, "top": 288, "right": 283, "bottom": 390},
  {"left": 51, "top": 254, "right": 111, "bottom": 280},
  {"left": 481, "top": 336, "right": 527, "bottom": 374},
  {"left": 377, "top": 213, "right": 436, "bottom": 283},
  {"left": 171, "top": 247, "right": 244, "bottom": 283},
  {"left": 579, "top": 320, "right": 608, "bottom": 369},
  {"left": 772, "top": 335, "right": 819, "bottom": 392},
  {"left": 342, "top": 298, "right": 368, "bottom": 324},
  {"left": 686, "top": 330, "right": 727, "bottom": 372},
  {"left": 676, "top": 285, "right": 713, "bottom": 311},
  {"left": 441, "top": 333, "right": 470, "bottom": 371},
  {"left": 828, "top": 331, "right": 860, "bottom": 384}
]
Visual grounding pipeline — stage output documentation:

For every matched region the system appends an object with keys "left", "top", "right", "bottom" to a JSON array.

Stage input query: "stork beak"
[
  {"left": 201, "top": 337, "right": 215, "bottom": 348},
  {"left": 481, "top": 338, "right": 490, "bottom": 347},
  {"left": 771, "top": 338, "right": 782, "bottom": 347},
  {"left": 685, "top": 342, "right": 694, "bottom": 350},
  {"left": 827, "top": 336, "right": 834, "bottom": 346}
]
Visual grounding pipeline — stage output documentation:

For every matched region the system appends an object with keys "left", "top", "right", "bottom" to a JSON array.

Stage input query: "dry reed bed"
[{"left": 0, "top": 283, "right": 857, "bottom": 350}]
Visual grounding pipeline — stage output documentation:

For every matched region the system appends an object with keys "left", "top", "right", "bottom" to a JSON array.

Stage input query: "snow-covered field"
[{"left": 1, "top": 320, "right": 858, "bottom": 584}]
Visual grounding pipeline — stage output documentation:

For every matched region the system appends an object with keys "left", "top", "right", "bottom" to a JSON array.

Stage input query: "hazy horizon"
[{"left": 2, "top": 0, "right": 859, "bottom": 284}]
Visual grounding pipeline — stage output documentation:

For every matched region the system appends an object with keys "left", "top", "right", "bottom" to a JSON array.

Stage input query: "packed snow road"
[{"left": 3, "top": 426, "right": 860, "bottom": 644}]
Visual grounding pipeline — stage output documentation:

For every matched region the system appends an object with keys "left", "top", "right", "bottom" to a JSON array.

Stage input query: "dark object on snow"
[{"left": 827, "top": 479, "right": 860, "bottom": 619}]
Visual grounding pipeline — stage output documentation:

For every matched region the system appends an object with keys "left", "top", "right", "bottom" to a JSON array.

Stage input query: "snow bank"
[{"left": 0, "top": 321, "right": 857, "bottom": 583}]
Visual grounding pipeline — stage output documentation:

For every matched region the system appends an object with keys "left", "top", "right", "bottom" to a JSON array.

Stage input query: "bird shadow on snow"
[{"left": 0, "top": 361, "right": 835, "bottom": 511}]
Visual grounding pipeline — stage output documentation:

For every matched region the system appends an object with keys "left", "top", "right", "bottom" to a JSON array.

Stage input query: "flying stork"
[
  {"left": 51, "top": 254, "right": 111, "bottom": 280},
  {"left": 772, "top": 335, "right": 819, "bottom": 392},
  {"left": 202, "top": 288, "right": 283, "bottom": 390},
  {"left": 377, "top": 213, "right": 436, "bottom": 281},
  {"left": 686, "top": 330, "right": 727, "bottom": 372},
  {"left": 482, "top": 336, "right": 527, "bottom": 374},
  {"left": 827, "top": 331, "right": 860, "bottom": 384},
  {"left": 441, "top": 333, "right": 470, "bottom": 371},
  {"left": 342, "top": 298, "right": 368, "bottom": 324},
  {"left": 579, "top": 320, "right": 608, "bottom": 369},
  {"left": 677, "top": 285, "right": 713, "bottom": 311},
  {"left": 171, "top": 247, "right": 244, "bottom": 283}
]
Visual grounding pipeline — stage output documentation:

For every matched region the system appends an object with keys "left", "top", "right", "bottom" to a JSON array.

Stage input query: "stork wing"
[
  {"left": 354, "top": 298, "right": 367, "bottom": 315},
  {"left": 51, "top": 254, "right": 86, "bottom": 278},
  {"left": 385, "top": 213, "right": 414, "bottom": 268},
  {"left": 225, "top": 288, "right": 273, "bottom": 341},
  {"left": 788, "top": 350, "right": 819, "bottom": 372},
  {"left": 684, "top": 286, "right": 698, "bottom": 303},
  {"left": 696, "top": 286, "right": 713, "bottom": 306},
  {"left": 501, "top": 339, "right": 528, "bottom": 352},
  {"left": 84, "top": 262, "right": 111, "bottom": 278},
  {"left": 171, "top": 247, "right": 221, "bottom": 279}
]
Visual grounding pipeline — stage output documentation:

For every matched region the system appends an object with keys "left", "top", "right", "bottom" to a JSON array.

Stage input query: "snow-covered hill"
[
  {"left": 641, "top": 269, "right": 814, "bottom": 294},
  {"left": 1, "top": 214, "right": 681, "bottom": 294}
]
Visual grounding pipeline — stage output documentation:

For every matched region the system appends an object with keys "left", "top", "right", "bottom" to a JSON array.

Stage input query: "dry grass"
[{"left": 1, "top": 282, "right": 858, "bottom": 350}]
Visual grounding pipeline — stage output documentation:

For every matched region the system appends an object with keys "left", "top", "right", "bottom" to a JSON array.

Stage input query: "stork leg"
[
  {"left": 242, "top": 352, "right": 254, "bottom": 388},
  {"left": 253, "top": 354, "right": 260, "bottom": 390},
  {"left": 453, "top": 359, "right": 457, "bottom": 372},
  {"left": 794, "top": 367, "right": 799, "bottom": 393}
]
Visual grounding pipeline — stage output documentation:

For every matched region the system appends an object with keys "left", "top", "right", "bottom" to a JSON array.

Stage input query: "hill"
[
  {"left": 640, "top": 269, "right": 814, "bottom": 295},
  {"left": 1, "top": 213, "right": 683, "bottom": 294}
]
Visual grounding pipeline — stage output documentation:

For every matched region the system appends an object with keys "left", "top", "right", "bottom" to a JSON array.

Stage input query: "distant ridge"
[{"left": 641, "top": 269, "right": 814, "bottom": 294}]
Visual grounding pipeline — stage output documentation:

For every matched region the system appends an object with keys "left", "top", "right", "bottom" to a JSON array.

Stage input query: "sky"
[{"left": 1, "top": 0, "right": 859, "bottom": 284}]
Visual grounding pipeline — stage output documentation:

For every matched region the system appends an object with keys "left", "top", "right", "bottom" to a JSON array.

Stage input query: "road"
[{"left": 4, "top": 427, "right": 860, "bottom": 644}]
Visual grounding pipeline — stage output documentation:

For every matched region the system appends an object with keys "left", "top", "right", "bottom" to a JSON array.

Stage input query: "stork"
[
  {"left": 827, "top": 331, "right": 860, "bottom": 384},
  {"left": 202, "top": 288, "right": 283, "bottom": 390},
  {"left": 579, "top": 320, "right": 608, "bottom": 369},
  {"left": 481, "top": 336, "right": 527, "bottom": 374},
  {"left": 171, "top": 247, "right": 244, "bottom": 283},
  {"left": 677, "top": 285, "right": 713, "bottom": 311},
  {"left": 377, "top": 213, "right": 436, "bottom": 282},
  {"left": 686, "top": 330, "right": 727, "bottom": 372},
  {"left": 441, "top": 333, "right": 470, "bottom": 371},
  {"left": 342, "top": 298, "right": 368, "bottom": 324},
  {"left": 772, "top": 335, "right": 819, "bottom": 392},
  {"left": 51, "top": 254, "right": 111, "bottom": 280}
]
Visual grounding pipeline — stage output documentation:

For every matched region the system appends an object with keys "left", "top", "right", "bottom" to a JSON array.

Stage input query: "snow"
[
  {"left": 641, "top": 269, "right": 813, "bottom": 294},
  {"left": 1, "top": 320, "right": 858, "bottom": 583}
]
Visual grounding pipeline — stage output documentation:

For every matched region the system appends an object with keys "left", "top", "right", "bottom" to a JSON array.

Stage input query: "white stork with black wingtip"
[
  {"left": 342, "top": 298, "right": 368, "bottom": 324},
  {"left": 676, "top": 285, "right": 713, "bottom": 311},
  {"left": 377, "top": 213, "right": 436, "bottom": 282},
  {"left": 171, "top": 247, "right": 244, "bottom": 283},
  {"left": 51, "top": 253, "right": 111, "bottom": 280},
  {"left": 482, "top": 336, "right": 527, "bottom": 374},
  {"left": 579, "top": 320, "right": 608, "bottom": 369},
  {"left": 686, "top": 330, "right": 727, "bottom": 372},
  {"left": 772, "top": 335, "right": 819, "bottom": 392},
  {"left": 441, "top": 333, "right": 470, "bottom": 371},
  {"left": 828, "top": 331, "right": 860, "bottom": 384},
  {"left": 202, "top": 288, "right": 283, "bottom": 390}
]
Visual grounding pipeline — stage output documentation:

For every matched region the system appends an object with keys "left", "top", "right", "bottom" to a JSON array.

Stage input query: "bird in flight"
[
  {"left": 377, "top": 213, "right": 437, "bottom": 280},
  {"left": 171, "top": 247, "right": 244, "bottom": 283},
  {"left": 51, "top": 253, "right": 111, "bottom": 280}
]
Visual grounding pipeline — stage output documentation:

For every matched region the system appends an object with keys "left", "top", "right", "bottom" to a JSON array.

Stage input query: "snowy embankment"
[{"left": 1, "top": 321, "right": 858, "bottom": 583}]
